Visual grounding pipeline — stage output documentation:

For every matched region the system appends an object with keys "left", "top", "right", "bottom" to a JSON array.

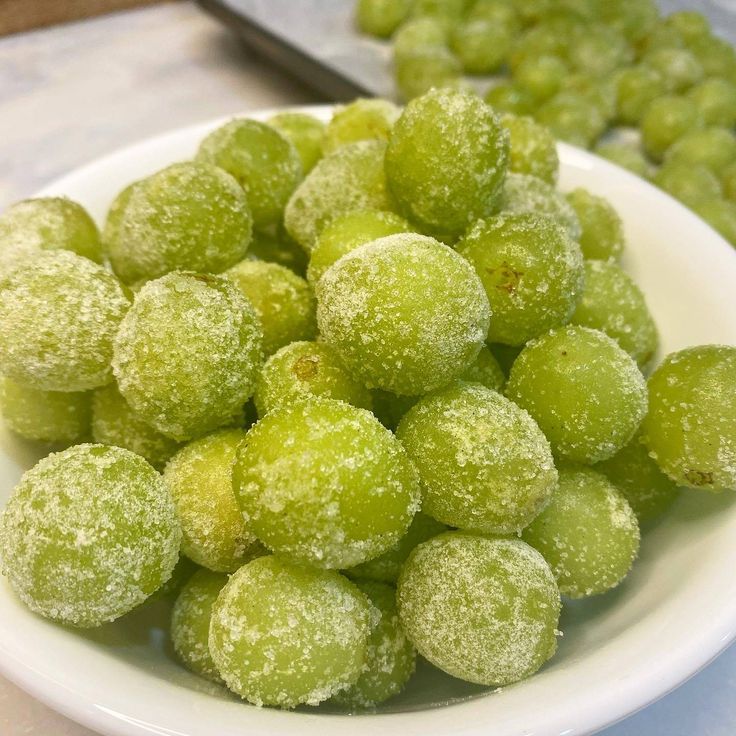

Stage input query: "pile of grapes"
[
  {"left": 355, "top": 0, "right": 736, "bottom": 245},
  {"left": 0, "top": 88, "right": 734, "bottom": 711}
]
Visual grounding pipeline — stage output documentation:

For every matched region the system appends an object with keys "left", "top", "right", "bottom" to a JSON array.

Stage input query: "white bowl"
[{"left": 1, "top": 105, "right": 736, "bottom": 736}]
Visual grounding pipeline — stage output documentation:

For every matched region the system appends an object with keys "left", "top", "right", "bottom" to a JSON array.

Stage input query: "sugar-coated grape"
[
  {"left": 0, "top": 250, "right": 129, "bottom": 391},
  {"left": 0, "top": 444, "right": 180, "bottom": 627},
  {"left": 102, "top": 182, "right": 139, "bottom": 254},
  {"left": 566, "top": 24, "right": 632, "bottom": 78},
  {"left": 599, "top": 0, "right": 659, "bottom": 44},
  {"left": 225, "top": 259, "right": 315, "bottom": 356},
  {"left": 307, "top": 210, "right": 411, "bottom": 285},
  {"left": 571, "top": 260, "right": 658, "bottom": 369},
  {"left": 485, "top": 83, "right": 536, "bottom": 117},
  {"left": 694, "top": 198, "right": 736, "bottom": 245},
  {"left": 112, "top": 272, "right": 263, "bottom": 441},
  {"left": 535, "top": 91, "right": 606, "bottom": 149},
  {"left": 323, "top": 99, "right": 401, "bottom": 154},
  {"left": 460, "top": 344, "right": 506, "bottom": 392},
  {"left": 614, "top": 65, "right": 665, "bottom": 126},
  {"left": 642, "top": 345, "right": 736, "bottom": 491},
  {"left": 450, "top": 19, "right": 512, "bottom": 75},
  {"left": 513, "top": 55, "right": 567, "bottom": 103},
  {"left": 385, "top": 88, "right": 509, "bottom": 238},
  {"left": 458, "top": 213, "right": 583, "bottom": 346},
  {"left": 594, "top": 141, "right": 652, "bottom": 179},
  {"left": 254, "top": 341, "right": 373, "bottom": 417},
  {"left": 397, "top": 532, "right": 560, "bottom": 686},
  {"left": 687, "top": 78, "right": 736, "bottom": 128},
  {"left": 500, "top": 114, "right": 559, "bottom": 184},
  {"left": 522, "top": 466, "right": 640, "bottom": 598},
  {"left": 346, "top": 511, "right": 447, "bottom": 584},
  {"left": 165, "top": 430, "right": 263, "bottom": 572},
  {"left": 197, "top": 119, "right": 302, "bottom": 229},
  {"left": 370, "top": 390, "right": 419, "bottom": 432},
  {"left": 509, "top": 25, "right": 566, "bottom": 71},
  {"left": 209, "top": 555, "right": 373, "bottom": 707},
  {"left": 234, "top": 397, "right": 420, "bottom": 568},
  {"left": 267, "top": 112, "right": 325, "bottom": 174},
  {"left": 596, "top": 434, "right": 680, "bottom": 524},
  {"left": 333, "top": 581, "right": 416, "bottom": 708},
  {"left": 397, "top": 382, "right": 557, "bottom": 534},
  {"left": 664, "top": 127, "right": 736, "bottom": 178},
  {"left": 506, "top": 325, "right": 648, "bottom": 463},
  {"left": 171, "top": 569, "right": 227, "bottom": 682},
  {"left": 392, "top": 16, "right": 449, "bottom": 56},
  {"left": 410, "top": 0, "right": 466, "bottom": 23},
  {"left": 0, "top": 376, "right": 90, "bottom": 444},
  {"left": 653, "top": 161, "right": 722, "bottom": 210},
  {"left": 356, "top": 0, "right": 412, "bottom": 38},
  {"left": 247, "top": 226, "right": 308, "bottom": 276},
  {"left": 153, "top": 554, "right": 198, "bottom": 602},
  {"left": 467, "top": 0, "right": 519, "bottom": 28},
  {"left": 316, "top": 234, "right": 490, "bottom": 395},
  {"left": 284, "top": 140, "right": 393, "bottom": 252},
  {"left": 559, "top": 73, "right": 617, "bottom": 123},
  {"left": 642, "top": 47, "right": 703, "bottom": 94},
  {"left": 0, "top": 197, "right": 101, "bottom": 275},
  {"left": 394, "top": 47, "right": 464, "bottom": 102},
  {"left": 566, "top": 188, "right": 624, "bottom": 262},
  {"left": 640, "top": 95, "right": 702, "bottom": 162}
]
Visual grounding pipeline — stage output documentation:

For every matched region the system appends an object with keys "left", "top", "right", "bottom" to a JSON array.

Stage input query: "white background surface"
[{"left": 0, "top": 3, "right": 735, "bottom": 735}]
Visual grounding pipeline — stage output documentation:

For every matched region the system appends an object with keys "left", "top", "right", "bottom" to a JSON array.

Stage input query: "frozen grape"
[
  {"left": 112, "top": 272, "right": 263, "bottom": 441},
  {"left": 485, "top": 83, "right": 536, "bottom": 117},
  {"left": 323, "top": 99, "right": 401, "bottom": 154},
  {"left": 694, "top": 198, "right": 736, "bottom": 245},
  {"left": 514, "top": 55, "right": 567, "bottom": 103},
  {"left": 247, "top": 226, "right": 308, "bottom": 276},
  {"left": 571, "top": 260, "right": 659, "bottom": 369},
  {"left": 171, "top": 569, "right": 227, "bottom": 682},
  {"left": 522, "top": 466, "right": 640, "bottom": 598},
  {"left": 614, "top": 65, "right": 666, "bottom": 126},
  {"left": 397, "top": 532, "right": 560, "bottom": 686},
  {"left": 284, "top": 140, "right": 393, "bottom": 252},
  {"left": 653, "top": 161, "right": 722, "bottom": 210},
  {"left": 356, "top": 0, "right": 412, "bottom": 37},
  {"left": 254, "top": 341, "right": 373, "bottom": 417},
  {"left": 333, "top": 581, "right": 416, "bottom": 708},
  {"left": 566, "top": 188, "right": 625, "bottom": 262},
  {"left": 450, "top": 19, "right": 512, "bottom": 75},
  {"left": 594, "top": 141, "right": 652, "bottom": 179},
  {"left": 664, "top": 127, "right": 736, "bottom": 178},
  {"left": 640, "top": 95, "right": 702, "bottom": 162},
  {"left": 385, "top": 88, "right": 509, "bottom": 238},
  {"left": 0, "top": 250, "right": 129, "bottom": 391},
  {"left": 394, "top": 47, "right": 463, "bottom": 102},
  {"left": 234, "top": 397, "right": 420, "bottom": 568},
  {"left": 687, "top": 78, "right": 736, "bottom": 128},
  {"left": 209, "top": 555, "right": 373, "bottom": 707},
  {"left": 0, "top": 376, "right": 90, "bottom": 444},
  {"left": 506, "top": 325, "right": 648, "bottom": 463},
  {"left": 267, "top": 112, "right": 325, "bottom": 174},
  {"left": 109, "top": 162, "right": 252, "bottom": 284},
  {"left": 642, "top": 47, "right": 703, "bottom": 94},
  {"left": 197, "top": 119, "right": 302, "bottom": 229},
  {"left": 535, "top": 91, "right": 606, "bottom": 149},
  {"left": 0, "top": 444, "right": 181, "bottom": 627},
  {"left": 102, "top": 182, "right": 139, "bottom": 253},
  {"left": 316, "top": 234, "right": 490, "bottom": 395},
  {"left": 225, "top": 259, "right": 316, "bottom": 356},
  {"left": 641, "top": 345, "right": 736, "bottom": 491},
  {"left": 501, "top": 114, "right": 559, "bottom": 184},
  {"left": 397, "top": 382, "right": 557, "bottom": 533}
]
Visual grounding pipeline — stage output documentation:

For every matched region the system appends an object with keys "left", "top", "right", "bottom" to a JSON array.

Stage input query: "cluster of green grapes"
[
  {"left": 0, "top": 88, "right": 735, "bottom": 711},
  {"left": 355, "top": 0, "right": 736, "bottom": 245}
]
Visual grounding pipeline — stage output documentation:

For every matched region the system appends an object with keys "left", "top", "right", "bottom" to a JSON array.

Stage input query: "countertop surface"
[{"left": 1, "top": 2, "right": 736, "bottom": 735}]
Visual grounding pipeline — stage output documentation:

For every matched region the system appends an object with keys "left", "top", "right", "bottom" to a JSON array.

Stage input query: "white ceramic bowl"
[{"left": 1, "top": 105, "right": 736, "bottom": 736}]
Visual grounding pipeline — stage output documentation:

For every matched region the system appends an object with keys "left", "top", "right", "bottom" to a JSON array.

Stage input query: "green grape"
[
  {"left": 643, "top": 345, "right": 736, "bottom": 490},
  {"left": 638, "top": 22, "right": 686, "bottom": 55},
  {"left": 385, "top": 88, "right": 509, "bottom": 238},
  {"left": 488, "top": 342, "right": 523, "bottom": 377},
  {"left": 91, "top": 383, "right": 181, "bottom": 470},
  {"left": 566, "top": 24, "right": 633, "bottom": 78},
  {"left": 209, "top": 556, "right": 373, "bottom": 707},
  {"left": 687, "top": 35, "right": 736, "bottom": 80},
  {"left": 397, "top": 532, "right": 560, "bottom": 686},
  {"left": 346, "top": 511, "right": 447, "bottom": 583},
  {"left": 316, "top": 234, "right": 490, "bottom": 395},
  {"left": 664, "top": 10, "right": 710, "bottom": 45},
  {"left": 460, "top": 344, "right": 506, "bottom": 391},
  {"left": 397, "top": 382, "right": 557, "bottom": 533},
  {"left": 500, "top": 114, "right": 559, "bottom": 184},
  {"left": 522, "top": 466, "right": 640, "bottom": 598},
  {"left": 0, "top": 444, "right": 180, "bottom": 627},
  {"left": 247, "top": 226, "right": 308, "bottom": 276},
  {"left": 171, "top": 569, "right": 227, "bottom": 682},
  {"left": 394, "top": 47, "right": 463, "bottom": 102},
  {"left": 267, "top": 112, "right": 325, "bottom": 174},
  {"left": 151, "top": 554, "right": 199, "bottom": 603},
  {"left": 506, "top": 325, "right": 648, "bottom": 463},
  {"left": 197, "top": 119, "right": 302, "bottom": 229},
  {"left": 640, "top": 95, "right": 702, "bottom": 162},
  {"left": 514, "top": 0, "right": 555, "bottom": 25},
  {"left": 653, "top": 160, "right": 722, "bottom": 209},
  {"left": 333, "top": 581, "right": 416, "bottom": 708},
  {"left": 694, "top": 198, "right": 736, "bottom": 245},
  {"left": 254, "top": 341, "right": 373, "bottom": 417},
  {"left": 355, "top": 0, "right": 412, "bottom": 37},
  {"left": 687, "top": 78, "right": 736, "bottom": 128},
  {"left": 535, "top": 91, "right": 607, "bottom": 149},
  {"left": 225, "top": 259, "right": 316, "bottom": 356},
  {"left": 501, "top": 173, "right": 581, "bottom": 240},
  {"left": 108, "top": 162, "right": 252, "bottom": 284},
  {"left": 323, "top": 99, "right": 400, "bottom": 154},
  {"left": 370, "top": 390, "right": 419, "bottom": 432},
  {"left": 0, "top": 250, "right": 129, "bottom": 391},
  {"left": 571, "top": 260, "right": 658, "bottom": 369},
  {"left": 614, "top": 65, "right": 666, "bottom": 125},
  {"left": 508, "top": 25, "right": 566, "bottom": 71},
  {"left": 392, "top": 17, "right": 449, "bottom": 56},
  {"left": 450, "top": 19, "right": 512, "bottom": 75},
  {"left": 558, "top": 73, "right": 617, "bottom": 123},
  {"left": 595, "top": 0, "right": 659, "bottom": 45},
  {"left": 0, "top": 376, "right": 90, "bottom": 444},
  {"left": 467, "top": 0, "right": 520, "bottom": 32},
  {"left": 284, "top": 140, "right": 393, "bottom": 252},
  {"left": 596, "top": 434, "right": 680, "bottom": 524},
  {"left": 102, "top": 182, "right": 139, "bottom": 254},
  {"left": 457, "top": 213, "right": 583, "bottom": 346},
  {"left": 234, "top": 397, "right": 420, "bottom": 568},
  {"left": 721, "top": 161, "right": 736, "bottom": 202},
  {"left": 307, "top": 210, "right": 411, "bottom": 285},
  {"left": 565, "top": 187, "right": 624, "bottom": 262},
  {"left": 641, "top": 47, "right": 703, "bottom": 93},
  {"left": 594, "top": 141, "right": 652, "bottom": 179},
  {"left": 513, "top": 55, "right": 568, "bottom": 103},
  {"left": 410, "top": 0, "right": 466, "bottom": 23},
  {"left": 485, "top": 83, "right": 536, "bottom": 117},
  {"left": 112, "top": 272, "right": 263, "bottom": 441},
  {"left": 0, "top": 197, "right": 102, "bottom": 275},
  {"left": 664, "top": 127, "right": 736, "bottom": 178}
]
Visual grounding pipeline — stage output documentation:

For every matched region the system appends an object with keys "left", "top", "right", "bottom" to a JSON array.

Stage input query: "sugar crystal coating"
[
  {"left": 0, "top": 444, "right": 181, "bottom": 627},
  {"left": 209, "top": 556, "right": 373, "bottom": 708},
  {"left": 500, "top": 113, "right": 559, "bottom": 184},
  {"left": 565, "top": 188, "right": 625, "bottom": 262},
  {"left": 322, "top": 99, "right": 401, "bottom": 154},
  {"left": 267, "top": 112, "right": 326, "bottom": 174}
]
